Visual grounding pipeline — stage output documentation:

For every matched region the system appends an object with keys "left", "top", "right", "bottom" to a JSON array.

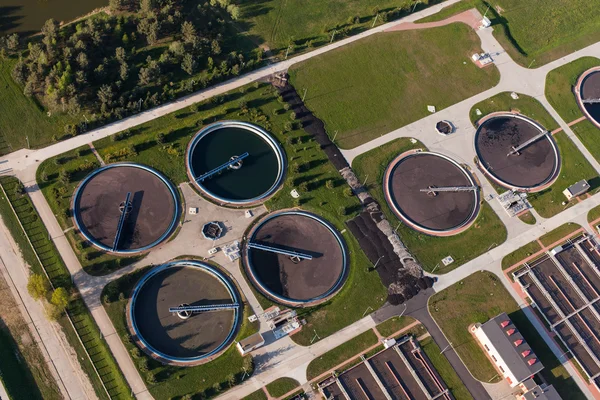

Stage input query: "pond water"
[
  {"left": 1, "top": 0, "right": 107, "bottom": 35},
  {"left": 189, "top": 126, "right": 281, "bottom": 202}
]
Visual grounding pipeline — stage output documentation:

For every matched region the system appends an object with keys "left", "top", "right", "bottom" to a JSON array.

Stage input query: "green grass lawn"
[
  {"left": 0, "top": 177, "right": 128, "bottom": 400},
  {"left": 102, "top": 264, "right": 259, "bottom": 399},
  {"left": 419, "top": 1, "right": 600, "bottom": 67},
  {"left": 528, "top": 132, "right": 598, "bottom": 218},
  {"left": 501, "top": 241, "right": 542, "bottom": 270},
  {"left": 240, "top": 0, "right": 416, "bottom": 52},
  {"left": 306, "top": 330, "right": 378, "bottom": 380},
  {"left": 571, "top": 120, "right": 600, "bottom": 164},
  {"left": 517, "top": 211, "right": 536, "bottom": 225},
  {"left": 429, "top": 271, "right": 585, "bottom": 399},
  {"left": 352, "top": 138, "right": 507, "bottom": 273},
  {"left": 539, "top": 222, "right": 582, "bottom": 247},
  {"left": 266, "top": 378, "right": 300, "bottom": 398},
  {"left": 589, "top": 205, "right": 600, "bottom": 223},
  {"left": 375, "top": 316, "right": 416, "bottom": 338},
  {"left": 0, "top": 57, "right": 76, "bottom": 153},
  {"left": 470, "top": 93, "right": 598, "bottom": 218},
  {"left": 545, "top": 57, "right": 600, "bottom": 122},
  {"left": 242, "top": 390, "right": 268, "bottom": 400},
  {"left": 470, "top": 92, "right": 559, "bottom": 131},
  {"left": 420, "top": 337, "right": 474, "bottom": 400},
  {"left": 289, "top": 23, "right": 499, "bottom": 149}
]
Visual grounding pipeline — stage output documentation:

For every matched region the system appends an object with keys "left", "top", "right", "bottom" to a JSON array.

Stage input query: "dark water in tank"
[
  {"left": 190, "top": 127, "right": 280, "bottom": 201},
  {"left": 1, "top": 0, "right": 108, "bottom": 35},
  {"left": 584, "top": 104, "right": 600, "bottom": 126}
]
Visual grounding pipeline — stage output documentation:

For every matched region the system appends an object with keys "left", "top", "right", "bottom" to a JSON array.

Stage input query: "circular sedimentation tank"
[
  {"left": 186, "top": 121, "right": 285, "bottom": 206},
  {"left": 383, "top": 151, "right": 479, "bottom": 236},
  {"left": 243, "top": 211, "right": 348, "bottom": 307},
  {"left": 72, "top": 163, "right": 179, "bottom": 254},
  {"left": 474, "top": 113, "right": 559, "bottom": 191},
  {"left": 128, "top": 260, "right": 240, "bottom": 366},
  {"left": 576, "top": 67, "right": 600, "bottom": 128}
]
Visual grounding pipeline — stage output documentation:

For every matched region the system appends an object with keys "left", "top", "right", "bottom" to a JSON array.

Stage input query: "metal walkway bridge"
[
  {"left": 195, "top": 152, "right": 249, "bottom": 182},
  {"left": 507, "top": 131, "right": 549, "bottom": 156},
  {"left": 583, "top": 98, "right": 600, "bottom": 104},
  {"left": 420, "top": 186, "right": 478, "bottom": 194},
  {"left": 169, "top": 304, "right": 240, "bottom": 313},
  {"left": 248, "top": 242, "right": 313, "bottom": 260},
  {"left": 112, "top": 192, "right": 131, "bottom": 252}
]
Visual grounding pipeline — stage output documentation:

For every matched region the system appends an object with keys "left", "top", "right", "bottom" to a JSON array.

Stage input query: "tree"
[
  {"left": 138, "top": 60, "right": 160, "bottom": 85},
  {"left": 119, "top": 62, "right": 129, "bottom": 81},
  {"left": 109, "top": 0, "right": 123, "bottom": 12},
  {"left": 76, "top": 52, "right": 89, "bottom": 69},
  {"left": 227, "top": 4, "right": 241, "bottom": 20},
  {"left": 226, "top": 373, "right": 236, "bottom": 387},
  {"left": 41, "top": 19, "right": 59, "bottom": 41},
  {"left": 6, "top": 33, "right": 19, "bottom": 52},
  {"left": 51, "top": 287, "right": 70, "bottom": 310},
  {"left": 58, "top": 169, "right": 71, "bottom": 185},
  {"left": 115, "top": 47, "right": 127, "bottom": 63},
  {"left": 156, "top": 133, "right": 165, "bottom": 144},
  {"left": 181, "top": 53, "right": 196, "bottom": 75},
  {"left": 211, "top": 39, "right": 221, "bottom": 55},
  {"left": 27, "top": 274, "right": 49, "bottom": 300},
  {"left": 97, "top": 85, "right": 114, "bottom": 107},
  {"left": 181, "top": 21, "right": 196, "bottom": 45},
  {"left": 139, "top": 0, "right": 154, "bottom": 15}
]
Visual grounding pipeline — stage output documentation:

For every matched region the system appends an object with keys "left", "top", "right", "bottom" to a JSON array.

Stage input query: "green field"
[
  {"left": 352, "top": 137, "right": 507, "bottom": 273},
  {"left": 470, "top": 92, "right": 598, "bottom": 218},
  {"left": 419, "top": 1, "right": 600, "bottom": 67},
  {"left": 539, "top": 223, "right": 582, "bottom": 247},
  {"left": 470, "top": 92, "right": 559, "bottom": 131},
  {"left": 429, "top": 271, "right": 585, "bottom": 399},
  {"left": 375, "top": 316, "right": 416, "bottom": 337},
  {"left": 517, "top": 211, "right": 536, "bottom": 225},
  {"left": 0, "top": 176, "right": 129, "bottom": 400},
  {"left": 239, "top": 0, "right": 441, "bottom": 53},
  {"left": 501, "top": 241, "right": 541, "bottom": 270},
  {"left": 528, "top": 132, "right": 598, "bottom": 218},
  {"left": 589, "top": 205, "right": 600, "bottom": 223},
  {"left": 545, "top": 57, "right": 600, "bottom": 122},
  {"left": 266, "top": 378, "right": 300, "bottom": 398},
  {"left": 242, "top": 390, "right": 268, "bottom": 400},
  {"left": 571, "top": 120, "right": 600, "bottom": 164},
  {"left": 0, "top": 57, "right": 76, "bottom": 153},
  {"left": 289, "top": 23, "right": 499, "bottom": 149},
  {"left": 306, "top": 330, "right": 378, "bottom": 380},
  {"left": 102, "top": 265, "right": 258, "bottom": 399},
  {"left": 420, "top": 337, "right": 473, "bottom": 400}
]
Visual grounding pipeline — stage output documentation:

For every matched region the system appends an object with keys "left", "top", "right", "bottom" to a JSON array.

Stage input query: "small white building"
[
  {"left": 563, "top": 179, "right": 590, "bottom": 200},
  {"left": 472, "top": 313, "right": 544, "bottom": 387},
  {"left": 236, "top": 332, "right": 265, "bottom": 356}
]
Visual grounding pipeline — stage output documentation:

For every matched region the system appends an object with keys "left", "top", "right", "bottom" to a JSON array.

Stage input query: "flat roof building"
[
  {"left": 472, "top": 313, "right": 543, "bottom": 387},
  {"left": 563, "top": 179, "right": 590, "bottom": 200},
  {"left": 517, "top": 378, "right": 561, "bottom": 400},
  {"left": 236, "top": 332, "right": 265, "bottom": 356}
]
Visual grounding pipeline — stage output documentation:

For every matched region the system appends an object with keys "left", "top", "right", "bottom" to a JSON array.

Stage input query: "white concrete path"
[{"left": 0, "top": 213, "right": 96, "bottom": 400}]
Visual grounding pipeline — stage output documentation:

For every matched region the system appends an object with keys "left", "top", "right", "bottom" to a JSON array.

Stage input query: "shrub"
[
  {"left": 130, "top": 347, "right": 141, "bottom": 359},
  {"left": 344, "top": 187, "right": 353, "bottom": 197},
  {"left": 290, "top": 111, "right": 297, "bottom": 120},
  {"left": 326, "top": 180, "right": 334, "bottom": 189},
  {"left": 146, "top": 372, "right": 156, "bottom": 384},
  {"left": 27, "top": 274, "right": 49, "bottom": 300},
  {"left": 51, "top": 287, "right": 70, "bottom": 310}
]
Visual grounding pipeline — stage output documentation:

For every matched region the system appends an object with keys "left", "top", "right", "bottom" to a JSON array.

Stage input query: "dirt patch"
[
  {"left": 475, "top": 115, "right": 558, "bottom": 188},
  {"left": 74, "top": 165, "right": 177, "bottom": 251},
  {"left": 247, "top": 212, "right": 346, "bottom": 303}
]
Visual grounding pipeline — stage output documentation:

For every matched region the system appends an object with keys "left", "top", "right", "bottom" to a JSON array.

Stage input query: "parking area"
[
  {"left": 515, "top": 236, "right": 600, "bottom": 386},
  {"left": 319, "top": 337, "right": 453, "bottom": 400}
]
